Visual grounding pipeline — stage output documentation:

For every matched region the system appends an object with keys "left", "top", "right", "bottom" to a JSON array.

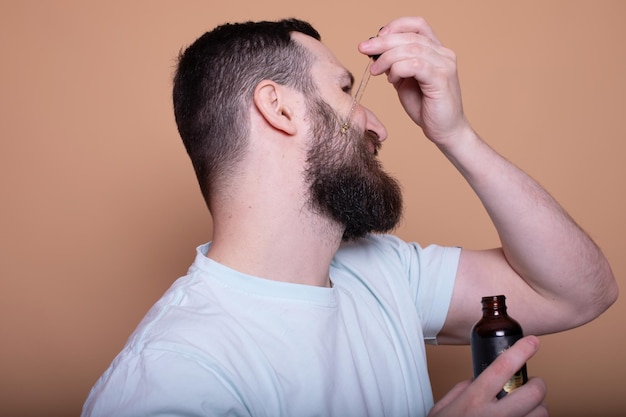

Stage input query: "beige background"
[{"left": 1, "top": 1, "right": 624, "bottom": 416}]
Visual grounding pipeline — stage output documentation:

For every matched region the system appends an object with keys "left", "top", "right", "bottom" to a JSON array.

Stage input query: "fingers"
[
  {"left": 478, "top": 336, "right": 547, "bottom": 417},
  {"left": 428, "top": 337, "right": 546, "bottom": 417},
  {"left": 359, "top": 32, "right": 448, "bottom": 74},
  {"left": 358, "top": 19, "right": 456, "bottom": 86},
  {"left": 378, "top": 16, "right": 442, "bottom": 45},
  {"left": 502, "top": 378, "right": 549, "bottom": 417},
  {"left": 358, "top": 16, "right": 448, "bottom": 62},
  {"left": 358, "top": 16, "right": 468, "bottom": 144},
  {"left": 428, "top": 377, "right": 548, "bottom": 417},
  {"left": 474, "top": 336, "right": 540, "bottom": 400}
]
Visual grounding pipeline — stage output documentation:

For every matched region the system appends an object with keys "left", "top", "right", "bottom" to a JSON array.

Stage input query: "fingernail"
[{"left": 367, "top": 37, "right": 380, "bottom": 60}]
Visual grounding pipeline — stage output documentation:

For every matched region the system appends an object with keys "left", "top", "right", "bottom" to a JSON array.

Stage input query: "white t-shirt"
[{"left": 82, "top": 234, "right": 460, "bottom": 417}]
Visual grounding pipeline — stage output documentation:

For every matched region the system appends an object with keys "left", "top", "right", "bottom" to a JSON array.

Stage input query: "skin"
[
  {"left": 359, "top": 17, "right": 617, "bottom": 343},
  {"left": 206, "top": 16, "right": 618, "bottom": 417}
]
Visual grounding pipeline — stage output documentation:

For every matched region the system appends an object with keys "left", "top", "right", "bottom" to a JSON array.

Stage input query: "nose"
[{"left": 363, "top": 106, "right": 387, "bottom": 142}]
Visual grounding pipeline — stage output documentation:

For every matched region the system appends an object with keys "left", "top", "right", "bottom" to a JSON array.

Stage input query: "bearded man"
[{"left": 82, "top": 17, "right": 617, "bottom": 417}]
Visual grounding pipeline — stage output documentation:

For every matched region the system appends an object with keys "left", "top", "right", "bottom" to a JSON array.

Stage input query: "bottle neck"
[{"left": 481, "top": 295, "right": 508, "bottom": 317}]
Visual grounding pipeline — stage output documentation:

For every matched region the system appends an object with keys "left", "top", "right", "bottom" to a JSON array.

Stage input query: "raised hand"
[{"left": 359, "top": 16, "right": 470, "bottom": 147}]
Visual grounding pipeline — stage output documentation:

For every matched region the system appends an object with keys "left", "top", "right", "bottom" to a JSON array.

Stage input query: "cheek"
[
  {"left": 323, "top": 88, "right": 357, "bottom": 122},
  {"left": 305, "top": 97, "right": 367, "bottom": 160}
]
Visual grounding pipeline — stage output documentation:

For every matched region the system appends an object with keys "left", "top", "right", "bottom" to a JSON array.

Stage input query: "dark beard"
[{"left": 304, "top": 98, "right": 403, "bottom": 241}]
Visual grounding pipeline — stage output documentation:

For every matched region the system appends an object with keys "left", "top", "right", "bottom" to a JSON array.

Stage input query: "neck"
[
  {"left": 206, "top": 194, "right": 343, "bottom": 288},
  {"left": 205, "top": 112, "right": 346, "bottom": 287}
]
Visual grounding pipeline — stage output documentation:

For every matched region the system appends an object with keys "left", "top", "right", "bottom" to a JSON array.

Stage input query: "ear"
[{"left": 253, "top": 80, "right": 298, "bottom": 136}]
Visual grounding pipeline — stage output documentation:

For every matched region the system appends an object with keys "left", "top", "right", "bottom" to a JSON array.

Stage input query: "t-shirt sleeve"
[
  {"left": 405, "top": 241, "right": 461, "bottom": 345},
  {"left": 335, "top": 234, "right": 461, "bottom": 345}
]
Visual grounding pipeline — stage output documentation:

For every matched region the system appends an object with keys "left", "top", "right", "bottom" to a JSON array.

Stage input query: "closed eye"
[{"left": 339, "top": 70, "right": 355, "bottom": 96}]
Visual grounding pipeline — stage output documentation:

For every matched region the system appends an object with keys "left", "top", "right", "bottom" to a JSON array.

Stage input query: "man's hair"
[{"left": 172, "top": 18, "right": 321, "bottom": 205}]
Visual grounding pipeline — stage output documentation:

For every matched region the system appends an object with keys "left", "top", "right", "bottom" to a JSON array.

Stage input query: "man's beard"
[{"left": 304, "top": 98, "right": 403, "bottom": 241}]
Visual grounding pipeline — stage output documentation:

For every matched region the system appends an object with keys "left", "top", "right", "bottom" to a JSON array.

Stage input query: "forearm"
[
  {"left": 364, "top": 15, "right": 616, "bottom": 330},
  {"left": 441, "top": 126, "right": 617, "bottom": 325}
]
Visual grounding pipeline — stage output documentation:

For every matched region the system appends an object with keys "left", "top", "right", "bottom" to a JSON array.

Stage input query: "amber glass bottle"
[{"left": 470, "top": 295, "right": 528, "bottom": 399}]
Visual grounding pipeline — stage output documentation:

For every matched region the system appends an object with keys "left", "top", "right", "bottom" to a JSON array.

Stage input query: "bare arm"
[
  {"left": 437, "top": 127, "right": 616, "bottom": 343},
  {"left": 360, "top": 16, "right": 618, "bottom": 344}
]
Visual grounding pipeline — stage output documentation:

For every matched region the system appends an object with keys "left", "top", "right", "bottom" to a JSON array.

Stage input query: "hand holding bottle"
[{"left": 428, "top": 336, "right": 548, "bottom": 417}]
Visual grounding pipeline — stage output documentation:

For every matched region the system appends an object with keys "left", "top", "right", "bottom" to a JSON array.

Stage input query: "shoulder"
[
  {"left": 334, "top": 233, "right": 458, "bottom": 272},
  {"left": 332, "top": 233, "right": 461, "bottom": 300},
  {"left": 82, "top": 345, "right": 252, "bottom": 417},
  {"left": 330, "top": 234, "right": 417, "bottom": 292},
  {"left": 335, "top": 234, "right": 410, "bottom": 263}
]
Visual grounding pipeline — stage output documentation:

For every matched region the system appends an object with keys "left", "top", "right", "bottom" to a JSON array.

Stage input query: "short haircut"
[{"left": 173, "top": 18, "right": 321, "bottom": 205}]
